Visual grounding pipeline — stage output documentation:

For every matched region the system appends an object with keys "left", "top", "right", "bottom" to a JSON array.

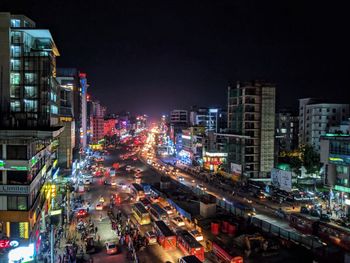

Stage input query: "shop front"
[{"left": 203, "top": 152, "right": 227, "bottom": 172}]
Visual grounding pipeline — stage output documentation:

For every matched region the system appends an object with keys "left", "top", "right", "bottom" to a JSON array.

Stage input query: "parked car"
[
  {"left": 189, "top": 229, "right": 203, "bottom": 241},
  {"left": 145, "top": 231, "right": 157, "bottom": 245},
  {"left": 172, "top": 216, "right": 185, "bottom": 227},
  {"left": 105, "top": 241, "right": 118, "bottom": 255}
]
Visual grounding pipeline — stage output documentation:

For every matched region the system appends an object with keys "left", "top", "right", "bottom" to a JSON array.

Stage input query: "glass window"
[
  {"left": 24, "top": 73, "right": 36, "bottom": 85},
  {"left": 24, "top": 86, "right": 38, "bottom": 98},
  {"left": 10, "top": 85, "right": 20, "bottom": 98},
  {"left": 10, "top": 45, "right": 21, "bottom": 57},
  {"left": 24, "top": 99, "right": 38, "bottom": 112},
  {"left": 10, "top": 100, "right": 21, "bottom": 112},
  {"left": 50, "top": 105, "right": 58, "bottom": 114},
  {"left": 10, "top": 73, "right": 20, "bottom": 85},
  {"left": 6, "top": 145, "right": 27, "bottom": 160},
  {"left": 7, "top": 196, "right": 28, "bottom": 211},
  {"left": 10, "top": 59, "right": 21, "bottom": 70},
  {"left": 7, "top": 171, "right": 29, "bottom": 185},
  {"left": 11, "top": 19, "right": 21, "bottom": 27}
]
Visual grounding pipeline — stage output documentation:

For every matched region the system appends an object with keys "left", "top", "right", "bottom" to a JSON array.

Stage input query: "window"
[
  {"left": 24, "top": 99, "right": 38, "bottom": 112},
  {"left": 24, "top": 86, "right": 37, "bottom": 98},
  {"left": 10, "top": 85, "right": 20, "bottom": 98},
  {"left": 327, "top": 108, "right": 330, "bottom": 112},
  {"left": 10, "top": 100, "right": 21, "bottom": 112},
  {"left": 6, "top": 145, "right": 27, "bottom": 160},
  {"left": 10, "top": 45, "right": 21, "bottom": 57},
  {"left": 7, "top": 171, "right": 29, "bottom": 185},
  {"left": 10, "top": 73, "right": 20, "bottom": 85},
  {"left": 50, "top": 105, "right": 58, "bottom": 114},
  {"left": 333, "top": 109, "right": 336, "bottom": 113},
  {"left": 11, "top": 19, "right": 21, "bottom": 27},
  {"left": 10, "top": 59, "right": 21, "bottom": 70},
  {"left": 8, "top": 196, "right": 28, "bottom": 211},
  {"left": 24, "top": 73, "right": 36, "bottom": 85},
  {"left": 319, "top": 108, "right": 322, "bottom": 112}
]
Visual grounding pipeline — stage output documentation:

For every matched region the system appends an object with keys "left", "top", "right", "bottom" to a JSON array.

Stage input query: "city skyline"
[{"left": 2, "top": 1, "right": 349, "bottom": 117}]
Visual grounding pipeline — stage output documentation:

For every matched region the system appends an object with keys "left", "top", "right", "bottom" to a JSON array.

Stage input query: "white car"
[
  {"left": 172, "top": 216, "right": 185, "bottom": 227},
  {"left": 96, "top": 203, "right": 103, "bottom": 211},
  {"left": 197, "top": 184, "right": 207, "bottom": 191},
  {"left": 189, "top": 229, "right": 203, "bottom": 241},
  {"left": 126, "top": 165, "right": 132, "bottom": 172}
]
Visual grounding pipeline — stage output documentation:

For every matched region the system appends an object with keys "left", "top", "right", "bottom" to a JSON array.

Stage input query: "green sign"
[
  {"left": 335, "top": 185, "right": 350, "bottom": 193},
  {"left": 10, "top": 166, "right": 28, "bottom": 171},
  {"left": 0, "top": 160, "right": 4, "bottom": 168}
]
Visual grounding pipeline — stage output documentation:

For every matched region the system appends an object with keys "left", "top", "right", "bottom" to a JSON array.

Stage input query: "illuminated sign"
[
  {"left": 181, "top": 135, "right": 191, "bottom": 140},
  {"left": 50, "top": 209, "right": 62, "bottom": 216},
  {"left": 335, "top": 185, "right": 350, "bottom": 193},
  {"left": 8, "top": 243, "right": 34, "bottom": 263},
  {"left": 53, "top": 159, "right": 58, "bottom": 168},
  {"left": 205, "top": 152, "right": 228, "bottom": 157},
  {"left": 10, "top": 166, "right": 27, "bottom": 171},
  {"left": 329, "top": 157, "right": 344, "bottom": 162},
  {"left": 0, "top": 160, "right": 5, "bottom": 168},
  {"left": 345, "top": 199, "right": 350, "bottom": 206},
  {"left": 0, "top": 185, "right": 29, "bottom": 194},
  {"left": 209, "top": 108, "right": 218, "bottom": 113},
  {"left": 0, "top": 240, "right": 19, "bottom": 249}
]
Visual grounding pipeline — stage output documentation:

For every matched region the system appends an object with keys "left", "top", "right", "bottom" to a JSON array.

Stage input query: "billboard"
[
  {"left": 230, "top": 163, "right": 242, "bottom": 175},
  {"left": 271, "top": 168, "right": 292, "bottom": 192}
]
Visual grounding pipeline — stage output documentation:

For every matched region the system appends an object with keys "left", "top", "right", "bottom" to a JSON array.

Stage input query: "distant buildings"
[
  {"left": 170, "top": 109, "right": 188, "bottom": 127},
  {"left": 227, "top": 81, "right": 276, "bottom": 178},
  {"left": 90, "top": 100, "right": 106, "bottom": 144},
  {"left": 299, "top": 98, "right": 349, "bottom": 151},
  {"left": 189, "top": 106, "right": 227, "bottom": 133}
]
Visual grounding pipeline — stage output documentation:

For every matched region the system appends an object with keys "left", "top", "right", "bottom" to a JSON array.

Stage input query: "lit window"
[
  {"left": 50, "top": 105, "right": 58, "bottom": 114},
  {"left": 11, "top": 19, "right": 21, "bottom": 27},
  {"left": 10, "top": 59, "right": 21, "bottom": 70},
  {"left": 10, "top": 73, "right": 20, "bottom": 85},
  {"left": 24, "top": 86, "right": 37, "bottom": 98},
  {"left": 10, "top": 100, "right": 21, "bottom": 112},
  {"left": 10, "top": 45, "right": 21, "bottom": 57},
  {"left": 24, "top": 99, "right": 38, "bottom": 112}
]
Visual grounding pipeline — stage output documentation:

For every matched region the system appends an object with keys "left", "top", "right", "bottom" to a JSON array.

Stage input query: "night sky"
[{"left": 2, "top": 1, "right": 349, "bottom": 117}]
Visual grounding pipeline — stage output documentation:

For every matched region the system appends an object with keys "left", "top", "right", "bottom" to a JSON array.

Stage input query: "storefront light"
[{"left": 8, "top": 243, "right": 34, "bottom": 263}]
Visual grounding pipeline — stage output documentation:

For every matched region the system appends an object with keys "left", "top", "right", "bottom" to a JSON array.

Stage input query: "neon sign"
[{"left": 0, "top": 239, "right": 19, "bottom": 249}]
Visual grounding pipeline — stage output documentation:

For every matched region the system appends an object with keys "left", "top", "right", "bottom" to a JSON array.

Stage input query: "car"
[
  {"left": 105, "top": 241, "right": 118, "bottom": 255},
  {"left": 126, "top": 165, "right": 132, "bottom": 172},
  {"left": 83, "top": 179, "right": 91, "bottom": 185},
  {"left": 254, "top": 192, "right": 266, "bottom": 200},
  {"left": 189, "top": 229, "right": 203, "bottom": 242},
  {"left": 197, "top": 184, "right": 207, "bottom": 191},
  {"left": 77, "top": 209, "right": 88, "bottom": 218},
  {"left": 300, "top": 206, "right": 310, "bottom": 214},
  {"left": 145, "top": 231, "right": 157, "bottom": 245},
  {"left": 172, "top": 216, "right": 185, "bottom": 227},
  {"left": 275, "top": 208, "right": 287, "bottom": 219},
  {"left": 135, "top": 168, "right": 142, "bottom": 174},
  {"left": 99, "top": 196, "right": 105, "bottom": 203},
  {"left": 162, "top": 205, "right": 173, "bottom": 215},
  {"left": 191, "top": 179, "right": 195, "bottom": 183},
  {"left": 178, "top": 176, "right": 184, "bottom": 182},
  {"left": 140, "top": 198, "right": 151, "bottom": 209},
  {"left": 96, "top": 203, "right": 103, "bottom": 211},
  {"left": 310, "top": 208, "right": 321, "bottom": 217},
  {"left": 320, "top": 213, "right": 331, "bottom": 222}
]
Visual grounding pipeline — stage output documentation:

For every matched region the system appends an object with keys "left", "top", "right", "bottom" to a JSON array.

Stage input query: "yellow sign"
[{"left": 51, "top": 185, "right": 56, "bottom": 197}]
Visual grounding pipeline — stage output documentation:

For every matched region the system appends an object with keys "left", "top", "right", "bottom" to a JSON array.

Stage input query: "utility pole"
[{"left": 50, "top": 224, "right": 54, "bottom": 263}]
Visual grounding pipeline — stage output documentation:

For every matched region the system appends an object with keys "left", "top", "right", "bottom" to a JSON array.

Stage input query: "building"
[
  {"left": 227, "top": 81, "right": 276, "bottom": 179},
  {"left": 170, "top": 109, "right": 188, "bottom": 126},
  {"left": 90, "top": 100, "right": 106, "bottom": 144},
  {"left": 80, "top": 73, "right": 89, "bottom": 148},
  {"left": 320, "top": 133, "right": 350, "bottom": 214},
  {"left": 275, "top": 110, "right": 299, "bottom": 153},
  {"left": 299, "top": 98, "right": 349, "bottom": 151},
  {"left": 178, "top": 126, "right": 205, "bottom": 165},
  {"left": 0, "top": 13, "right": 63, "bottom": 245},
  {"left": 104, "top": 118, "right": 117, "bottom": 137},
  {"left": 56, "top": 68, "right": 82, "bottom": 159},
  {"left": 189, "top": 107, "right": 226, "bottom": 133}
]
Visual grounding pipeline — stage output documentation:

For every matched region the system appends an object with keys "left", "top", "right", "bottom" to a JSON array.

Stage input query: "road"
[{"left": 82, "top": 147, "right": 187, "bottom": 263}]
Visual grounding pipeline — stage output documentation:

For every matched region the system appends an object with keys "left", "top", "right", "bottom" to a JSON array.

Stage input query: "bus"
[
  {"left": 132, "top": 202, "right": 151, "bottom": 225},
  {"left": 176, "top": 230, "right": 205, "bottom": 262},
  {"left": 149, "top": 203, "right": 169, "bottom": 224},
  {"left": 210, "top": 240, "right": 243, "bottom": 263},
  {"left": 153, "top": 220, "right": 177, "bottom": 250},
  {"left": 130, "top": 183, "right": 145, "bottom": 201},
  {"left": 178, "top": 255, "right": 202, "bottom": 263}
]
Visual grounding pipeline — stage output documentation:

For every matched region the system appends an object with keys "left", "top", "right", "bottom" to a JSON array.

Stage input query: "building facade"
[
  {"left": 320, "top": 134, "right": 350, "bottom": 214},
  {"left": 227, "top": 81, "right": 275, "bottom": 178},
  {"left": 170, "top": 109, "right": 188, "bottom": 126},
  {"left": 0, "top": 13, "right": 63, "bottom": 246},
  {"left": 299, "top": 98, "right": 349, "bottom": 151},
  {"left": 275, "top": 110, "right": 299, "bottom": 153}
]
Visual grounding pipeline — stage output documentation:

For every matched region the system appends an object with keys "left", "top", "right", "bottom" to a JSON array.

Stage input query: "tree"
[
  {"left": 301, "top": 145, "right": 321, "bottom": 175},
  {"left": 288, "top": 156, "right": 303, "bottom": 175}
]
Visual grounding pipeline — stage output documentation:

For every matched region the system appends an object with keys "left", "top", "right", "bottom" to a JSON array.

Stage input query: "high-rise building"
[
  {"left": 275, "top": 110, "right": 299, "bottom": 153},
  {"left": 56, "top": 68, "right": 82, "bottom": 159},
  {"left": 0, "top": 13, "right": 63, "bottom": 243},
  {"left": 189, "top": 107, "right": 226, "bottom": 133},
  {"left": 90, "top": 100, "right": 105, "bottom": 143},
  {"left": 227, "top": 81, "right": 276, "bottom": 178},
  {"left": 170, "top": 109, "right": 188, "bottom": 126},
  {"left": 80, "top": 73, "right": 89, "bottom": 148},
  {"left": 299, "top": 98, "right": 349, "bottom": 151}
]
